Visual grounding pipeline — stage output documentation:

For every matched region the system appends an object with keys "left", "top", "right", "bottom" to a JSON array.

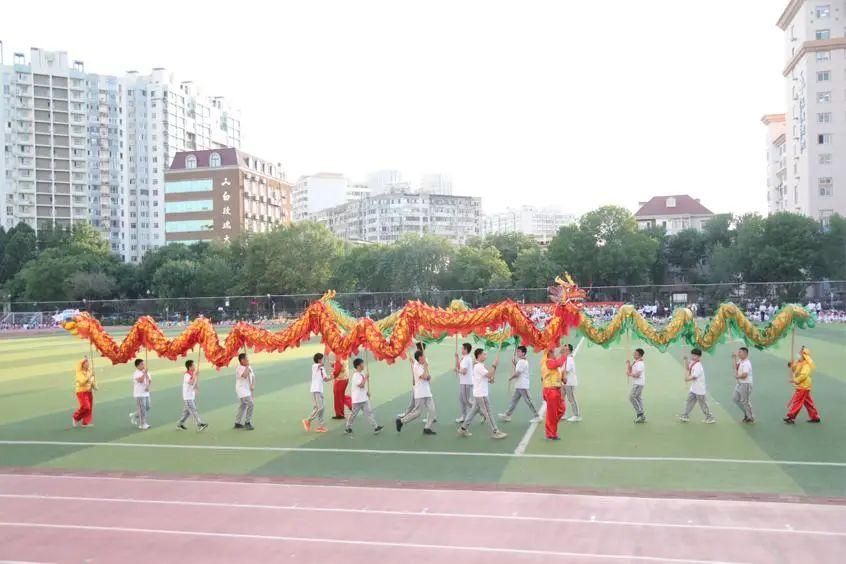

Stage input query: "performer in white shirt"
[
  {"left": 234, "top": 352, "right": 256, "bottom": 430},
  {"left": 679, "top": 348, "right": 716, "bottom": 424},
  {"left": 731, "top": 347, "right": 754, "bottom": 423},
  {"left": 498, "top": 346, "right": 540, "bottom": 423},
  {"left": 396, "top": 350, "right": 437, "bottom": 435},
  {"left": 625, "top": 348, "right": 646, "bottom": 423},
  {"left": 563, "top": 343, "right": 581, "bottom": 422}
]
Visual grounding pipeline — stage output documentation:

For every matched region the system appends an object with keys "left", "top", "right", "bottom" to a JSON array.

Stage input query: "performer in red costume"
[
  {"left": 540, "top": 347, "right": 566, "bottom": 440},
  {"left": 331, "top": 355, "right": 352, "bottom": 419}
]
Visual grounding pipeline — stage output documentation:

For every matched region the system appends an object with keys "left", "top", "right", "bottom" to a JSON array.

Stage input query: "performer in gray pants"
[
  {"left": 459, "top": 349, "right": 507, "bottom": 439},
  {"left": 234, "top": 353, "right": 256, "bottom": 430},
  {"left": 625, "top": 348, "right": 647, "bottom": 423},
  {"left": 345, "top": 359, "right": 383, "bottom": 434},
  {"left": 731, "top": 347, "right": 755, "bottom": 422},
  {"left": 177, "top": 360, "right": 208, "bottom": 431},
  {"left": 454, "top": 342, "right": 475, "bottom": 423},
  {"left": 498, "top": 346, "right": 540, "bottom": 422},
  {"left": 680, "top": 349, "right": 715, "bottom": 423},
  {"left": 397, "top": 350, "right": 437, "bottom": 435}
]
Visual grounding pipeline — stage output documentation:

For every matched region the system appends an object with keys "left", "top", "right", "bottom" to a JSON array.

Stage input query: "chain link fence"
[{"left": 3, "top": 281, "right": 844, "bottom": 327}]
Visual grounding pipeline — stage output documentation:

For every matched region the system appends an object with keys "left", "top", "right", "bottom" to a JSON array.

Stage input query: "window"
[
  {"left": 665, "top": 197, "right": 676, "bottom": 208},
  {"left": 185, "top": 154, "right": 197, "bottom": 169},
  {"left": 209, "top": 152, "right": 221, "bottom": 167},
  {"left": 819, "top": 209, "right": 834, "bottom": 228},
  {"left": 818, "top": 91, "right": 831, "bottom": 103},
  {"left": 164, "top": 179, "right": 213, "bottom": 193},
  {"left": 818, "top": 133, "right": 833, "bottom": 144},
  {"left": 816, "top": 50, "right": 831, "bottom": 61},
  {"left": 165, "top": 219, "right": 214, "bottom": 232},
  {"left": 815, "top": 5, "right": 831, "bottom": 18},
  {"left": 818, "top": 70, "right": 831, "bottom": 82},
  {"left": 817, "top": 112, "right": 832, "bottom": 123},
  {"left": 818, "top": 177, "right": 833, "bottom": 196},
  {"left": 815, "top": 29, "right": 830, "bottom": 40},
  {"left": 165, "top": 199, "right": 213, "bottom": 213},
  {"left": 819, "top": 153, "right": 833, "bottom": 165}
]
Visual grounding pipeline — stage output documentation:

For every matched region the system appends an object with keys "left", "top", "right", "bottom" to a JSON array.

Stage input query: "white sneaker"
[
  {"left": 457, "top": 428, "right": 472, "bottom": 437},
  {"left": 454, "top": 417, "right": 465, "bottom": 423},
  {"left": 567, "top": 416, "right": 582, "bottom": 422},
  {"left": 498, "top": 413, "right": 512, "bottom": 422},
  {"left": 72, "top": 418, "right": 79, "bottom": 428},
  {"left": 705, "top": 418, "right": 717, "bottom": 424},
  {"left": 530, "top": 417, "right": 543, "bottom": 423},
  {"left": 129, "top": 412, "right": 137, "bottom": 425},
  {"left": 396, "top": 413, "right": 406, "bottom": 419},
  {"left": 678, "top": 415, "right": 690, "bottom": 423},
  {"left": 492, "top": 431, "right": 508, "bottom": 439},
  {"left": 139, "top": 424, "right": 151, "bottom": 430}
]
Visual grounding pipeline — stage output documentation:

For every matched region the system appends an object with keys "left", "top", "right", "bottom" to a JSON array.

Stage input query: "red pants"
[
  {"left": 73, "top": 391, "right": 93, "bottom": 425},
  {"left": 786, "top": 389, "right": 819, "bottom": 420},
  {"left": 333, "top": 379, "right": 352, "bottom": 417},
  {"left": 543, "top": 388, "right": 562, "bottom": 438}
]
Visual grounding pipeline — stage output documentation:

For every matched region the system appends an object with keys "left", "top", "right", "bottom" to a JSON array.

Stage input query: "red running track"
[{"left": 0, "top": 472, "right": 845, "bottom": 563}]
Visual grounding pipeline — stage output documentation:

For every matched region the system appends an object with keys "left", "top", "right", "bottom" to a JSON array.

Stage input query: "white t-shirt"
[
  {"left": 472, "top": 362, "right": 490, "bottom": 398},
  {"left": 132, "top": 369, "right": 150, "bottom": 398},
  {"left": 413, "top": 361, "right": 432, "bottom": 399},
  {"left": 514, "top": 358, "right": 530, "bottom": 389},
  {"left": 630, "top": 360, "right": 645, "bottom": 386},
  {"left": 736, "top": 359, "right": 753, "bottom": 385},
  {"left": 182, "top": 372, "right": 197, "bottom": 401},
  {"left": 350, "top": 371, "right": 368, "bottom": 404},
  {"left": 564, "top": 356, "right": 577, "bottom": 387},
  {"left": 235, "top": 365, "right": 254, "bottom": 398},
  {"left": 459, "top": 355, "right": 474, "bottom": 386},
  {"left": 310, "top": 363, "right": 326, "bottom": 394},
  {"left": 689, "top": 361, "right": 706, "bottom": 395}
]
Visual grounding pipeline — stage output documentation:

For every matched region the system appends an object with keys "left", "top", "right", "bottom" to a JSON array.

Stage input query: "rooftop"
[{"left": 635, "top": 195, "right": 713, "bottom": 218}]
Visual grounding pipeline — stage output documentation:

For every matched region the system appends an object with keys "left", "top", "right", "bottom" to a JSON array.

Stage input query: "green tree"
[
  {"left": 0, "top": 223, "right": 38, "bottom": 283},
  {"left": 381, "top": 234, "right": 454, "bottom": 293},
  {"left": 816, "top": 214, "right": 846, "bottom": 280},
  {"left": 151, "top": 260, "right": 199, "bottom": 298},
  {"left": 440, "top": 245, "right": 511, "bottom": 290},
  {"left": 512, "top": 246, "right": 556, "bottom": 288},
  {"left": 472, "top": 232, "right": 538, "bottom": 273},
  {"left": 666, "top": 229, "right": 708, "bottom": 282},
  {"left": 239, "top": 222, "right": 345, "bottom": 294},
  {"left": 68, "top": 271, "right": 118, "bottom": 300},
  {"left": 734, "top": 213, "right": 819, "bottom": 282}
]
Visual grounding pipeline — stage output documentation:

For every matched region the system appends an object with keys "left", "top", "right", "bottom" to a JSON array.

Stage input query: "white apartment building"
[
  {"left": 292, "top": 173, "right": 370, "bottom": 221},
  {"left": 313, "top": 187, "right": 482, "bottom": 245},
  {"left": 762, "top": 114, "right": 789, "bottom": 212},
  {"left": 1, "top": 46, "right": 241, "bottom": 262},
  {"left": 635, "top": 195, "right": 715, "bottom": 235},
  {"left": 366, "top": 169, "right": 402, "bottom": 194},
  {"left": 767, "top": 1, "right": 846, "bottom": 224},
  {"left": 483, "top": 206, "right": 575, "bottom": 245}
]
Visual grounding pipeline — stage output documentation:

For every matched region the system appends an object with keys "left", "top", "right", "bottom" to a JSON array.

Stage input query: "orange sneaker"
[
  {"left": 314, "top": 426, "right": 328, "bottom": 433},
  {"left": 302, "top": 418, "right": 311, "bottom": 432}
]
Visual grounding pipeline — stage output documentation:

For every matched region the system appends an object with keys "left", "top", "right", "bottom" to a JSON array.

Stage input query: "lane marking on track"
[
  {"left": 1, "top": 440, "right": 846, "bottom": 467},
  {"left": 0, "top": 521, "right": 742, "bottom": 563},
  {"left": 514, "top": 336, "right": 584, "bottom": 455},
  {"left": 1, "top": 493, "right": 844, "bottom": 538}
]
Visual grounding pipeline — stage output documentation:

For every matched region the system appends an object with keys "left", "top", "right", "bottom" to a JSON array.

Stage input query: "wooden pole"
[
  {"left": 790, "top": 326, "right": 796, "bottom": 363},
  {"left": 364, "top": 349, "right": 372, "bottom": 398}
]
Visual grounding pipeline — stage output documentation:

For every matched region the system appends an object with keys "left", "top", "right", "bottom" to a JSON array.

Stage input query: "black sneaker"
[
  {"left": 374, "top": 425, "right": 383, "bottom": 434},
  {"left": 395, "top": 418, "right": 403, "bottom": 432},
  {"left": 244, "top": 423, "right": 255, "bottom": 431},
  {"left": 331, "top": 415, "right": 345, "bottom": 420},
  {"left": 177, "top": 424, "right": 187, "bottom": 430},
  {"left": 783, "top": 417, "right": 795, "bottom": 424},
  {"left": 423, "top": 428, "right": 437, "bottom": 435},
  {"left": 234, "top": 423, "right": 244, "bottom": 429},
  {"left": 344, "top": 428, "right": 353, "bottom": 434},
  {"left": 808, "top": 418, "right": 822, "bottom": 423},
  {"left": 197, "top": 423, "right": 209, "bottom": 432}
]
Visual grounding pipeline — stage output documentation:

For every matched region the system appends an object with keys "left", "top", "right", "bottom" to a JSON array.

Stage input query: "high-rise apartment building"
[
  {"left": 1, "top": 46, "right": 241, "bottom": 261},
  {"left": 164, "top": 149, "right": 291, "bottom": 245},
  {"left": 765, "top": 2, "right": 846, "bottom": 224},
  {"left": 483, "top": 206, "right": 575, "bottom": 245},
  {"left": 762, "top": 114, "right": 789, "bottom": 212}
]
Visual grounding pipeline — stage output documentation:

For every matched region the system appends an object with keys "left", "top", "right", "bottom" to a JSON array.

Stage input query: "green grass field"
[{"left": 1, "top": 324, "right": 844, "bottom": 498}]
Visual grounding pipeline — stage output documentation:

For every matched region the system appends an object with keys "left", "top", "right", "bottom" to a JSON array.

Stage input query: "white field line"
[
  {"left": 2, "top": 440, "right": 846, "bottom": 467},
  {"left": 0, "top": 521, "right": 741, "bottom": 563},
  {"left": 1, "top": 493, "right": 844, "bottom": 538}
]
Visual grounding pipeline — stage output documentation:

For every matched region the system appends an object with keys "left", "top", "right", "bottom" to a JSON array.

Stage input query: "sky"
[{"left": 2, "top": 0, "right": 786, "bottom": 216}]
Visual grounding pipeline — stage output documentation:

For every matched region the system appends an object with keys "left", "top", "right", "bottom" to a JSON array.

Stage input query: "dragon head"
[{"left": 548, "top": 273, "right": 587, "bottom": 309}]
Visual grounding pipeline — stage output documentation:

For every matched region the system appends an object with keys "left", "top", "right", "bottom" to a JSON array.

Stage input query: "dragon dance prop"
[{"left": 62, "top": 274, "right": 815, "bottom": 368}]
